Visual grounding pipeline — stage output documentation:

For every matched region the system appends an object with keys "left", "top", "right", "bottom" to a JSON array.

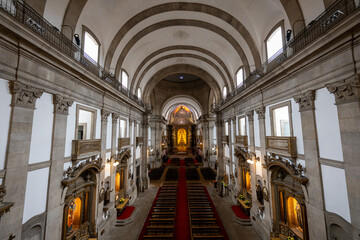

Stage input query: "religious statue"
[
  {"left": 104, "top": 182, "right": 113, "bottom": 205},
  {"left": 295, "top": 201, "right": 304, "bottom": 231},
  {"left": 67, "top": 200, "right": 77, "bottom": 234},
  {"left": 256, "top": 181, "right": 264, "bottom": 205}
]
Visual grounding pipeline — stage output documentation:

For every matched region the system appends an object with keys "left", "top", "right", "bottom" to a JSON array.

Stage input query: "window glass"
[
  {"left": 137, "top": 88, "right": 141, "bottom": 99},
  {"left": 236, "top": 68, "right": 244, "bottom": 87},
  {"left": 225, "top": 122, "right": 229, "bottom": 136},
  {"left": 121, "top": 71, "right": 128, "bottom": 89},
  {"left": 266, "top": 27, "right": 283, "bottom": 60},
  {"left": 273, "top": 106, "right": 290, "bottom": 136},
  {"left": 223, "top": 87, "right": 227, "bottom": 99},
  {"left": 239, "top": 117, "right": 246, "bottom": 136},
  {"left": 120, "top": 119, "right": 127, "bottom": 138},
  {"left": 84, "top": 32, "right": 99, "bottom": 62},
  {"left": 77, "top": 109, "right": 95, "bottom": 140}
]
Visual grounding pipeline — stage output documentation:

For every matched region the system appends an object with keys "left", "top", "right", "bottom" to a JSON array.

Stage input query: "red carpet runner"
[
  {"left": 117, "top": 206, "right": 135, "bottom": 220},
  {"left": 175, "top": 167, "right": 190, "bottom": 239},
  {"left": 231, "top": 205, "right": 250, "bottom": 219}
]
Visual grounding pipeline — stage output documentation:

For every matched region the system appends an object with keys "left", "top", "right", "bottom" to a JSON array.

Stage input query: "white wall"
[
  {"left": 291, "top": 99, "right": 304, "bottom": 155},
  {"left": 246, "top": 116, "right": 250, "bottom": 145},
  {"left": 116, "top": 119, "right": 120, "bottom": 148},
  {"left": 78, "top": 109, "right": 93, "bottom": 140},
  {"left": 321, "top": 165, "right": 351, "bottom": 222},
  {"left": 315, "top": 88, "right": 343, "bottom": 161},
  {"left": 265, "top": 106, "right": 271, "bottom": 136},
  {"left": 106, "top": 115, "right": 112, "bottom": 149},
  {"left": 105, "top": 152, "right": 111, "bottom": 178},
  {"left": 136, "top": 146, "right": 141, "bottom": 159},
  {"left": 96, "top": 109, "right": 101, "bottom": 139},
  {"left": 64, "top": 102, "right": 77, "bottom": 157},
  {"left": 29, "top": 93, "right": 53, "bottom": 164},
  {"left": 0, "top": 79, "right": 11, "bottom": 170},
  {"left": 254, "top": 111, "right": 260, "bottom": 147},
  {"left": 23, "top": 167, "right": 49, "bottom": 223},
  {"left": 224, "top": 145, "right": 230, "bottom": 158}
]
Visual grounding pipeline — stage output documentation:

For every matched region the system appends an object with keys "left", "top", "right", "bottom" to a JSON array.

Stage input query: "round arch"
[{"left": 161, "top": 95, "right": 203, "bottom": 121}]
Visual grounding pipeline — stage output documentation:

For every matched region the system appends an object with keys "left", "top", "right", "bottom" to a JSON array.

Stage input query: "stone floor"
[{"left": 110, "top": 172, "right": 261, "bottom": 240}]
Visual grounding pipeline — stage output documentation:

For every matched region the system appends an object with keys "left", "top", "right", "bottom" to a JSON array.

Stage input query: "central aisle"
[{"left": 175, "top": 167, "right": 190, "bottom": 239}]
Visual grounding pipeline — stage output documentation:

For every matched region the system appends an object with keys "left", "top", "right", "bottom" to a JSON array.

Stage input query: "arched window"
[
  {"left": 137, "top": 88, "right": 141, "bottom": 99},
  {"left": 84, "top": 31, "right": 99, "bottom": 63},
  {"left": 265, "top": 22, "right": 284, "bottom": 61},
  {"left": 121, "top": 70, "right": 128, "bottom": 89},
  {"left": 236, "top": 67, "right": 244, "bottom": 87},
  {"left": 223, "top": 86, "right": 227, "bottom": 99}
]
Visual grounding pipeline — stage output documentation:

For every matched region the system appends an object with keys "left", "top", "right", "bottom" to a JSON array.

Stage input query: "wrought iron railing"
[
  {"left": 0, "top": 0, "right": 145, "bottom": 108},
  {"left": 218, "top": 0, "right": 358, "bottom": 107}
]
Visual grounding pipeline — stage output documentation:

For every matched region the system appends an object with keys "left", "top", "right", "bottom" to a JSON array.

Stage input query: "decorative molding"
[
  {"left": 326, "top": 75, "right": 360, "bottom": 105},
  {"left": 53, "top": 94, "right": 74, "bottom": 115},
  {"left": 234, "top": 146, "right": 248, "bottom": 162},
  {"left": 117, "top": 148, "right": 131, "bottom": 165},
  {"left": 246, "top": 110, "right": 254, "bottom": 122},
  {"left": 222, "top": 136, "right": 229, "bottom": 146},
  {"left": 62, "top": 156, "right": 102, "bottom": 186},
  {"left": 101, "top": 110, "right": 111, "bottom": 122},
  {"left": 28, "top": 161, "right": 51, "bottom": 172},
  {"left": 136, "top": 137, "right": 143, "bottom": 147},
  {"left": 235, "top": 135, "right": 248, "bottom": 147},
  {"left": 266, "top": 136, "right": 297, "bottom": 158},
  {"left": 10, "top": 81, "right": 43, "bottom": 109},
  {"left": 255, "top": 106, "right": 265, "bottom": 119},
  {"left": 112, "top": 113, "right": 120, "bottom": 123},
  {"left": 118, "top": 138, "right": 131, "bottom": 149},
  {"left": 0, "top": 186, "right": 14, "bottom": 218},
  {"left": 293, "top": 90, "right": 315, "bottom": 112},
  {"left": 263, "top": 153, "right": 307, "bottom": 184}
]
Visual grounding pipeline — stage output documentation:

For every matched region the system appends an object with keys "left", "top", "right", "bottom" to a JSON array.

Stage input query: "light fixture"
[
  {"left": 74, "top": 34, "right": 80, "bottom": 46},
  {"left": 179, "top": 75, "right": 184, "bottom": 80},
  {"left": 113, "top": 161, "right": 119, "bottom": 167}
]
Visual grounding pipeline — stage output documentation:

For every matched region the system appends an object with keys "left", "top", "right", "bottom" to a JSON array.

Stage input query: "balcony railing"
[
  {"left": 218, "top": 0, "right": 358, "bottom": 108},
  {"left": 0, "top": 0, "right": 145, "bottom": 108}
]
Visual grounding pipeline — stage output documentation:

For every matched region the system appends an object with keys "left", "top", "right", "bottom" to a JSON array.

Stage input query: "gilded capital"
[
  {"left": 10, "top": 81, "right": 43, "bottom": 109},
  {"left": 53, "top": 94, "right": 74, "bottom": 115},
  {"left": 255, "top": 106, "right": 265, "bottom": 119},
  {"left": 326, "top": 75, "right": 360, "bottom": 105},
  {"left": 293, "top": 90, "right": 315, "bottom": 112}
]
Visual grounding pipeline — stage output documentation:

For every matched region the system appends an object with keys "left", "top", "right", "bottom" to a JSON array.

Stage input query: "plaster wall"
[
  {"left": 254, "top": 111, "right": 260, "bottom": 147},
  {"left": 315, "top": 88, "right": 343, "bottom": 161},
  {"left": 246, "top": 115, "right": 250, "bottom": 145},
  {"left": 105, "top": 152, "right": 111, "bottom": 178},
  {"left": 298, "top": 0, "right": 325, "bottom": 25},
  {"left": 0, "top": 78, "right": 11, "bottom": 170},
  {"left": 29, "top": 93, "right": 53, "bottom": 164},
  {"left": 96, "top": 109, "right": 101, "bottom": 139},
  {"left": 22, "top": 167, "right": 49, "bottom": 223},
  {"left": 64, "top": 102, "right": 77, "bottom": 158},
  {"left": 136, "top": 146, "right": 141, "bottom": 159},
  {"left": 321, "top": 165, "right": 351, "bottom": 222},
  {"left": 43, "top": 0, "right": 70, "bottom": 29},
  {"left": 224, "top": 145, "right": 230, "bottom": 158}
]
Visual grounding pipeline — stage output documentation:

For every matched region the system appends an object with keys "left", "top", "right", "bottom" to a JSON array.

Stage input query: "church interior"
[{"left": 0, "top": 0, "right": 359, "bottom": 239}]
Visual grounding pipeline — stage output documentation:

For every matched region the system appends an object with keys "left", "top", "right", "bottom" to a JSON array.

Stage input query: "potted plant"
[
  {"left": 244, "top": 200, "right": 250, "bottom": 206},
  {"left": 239, "top": 194, "right": 245, "bottom": 200},
  {"left": 119, "top": 198, "right": 125, "bottom": 204},
  {"left": 287, "top": 237, "right": 294, "bottom": 240}
]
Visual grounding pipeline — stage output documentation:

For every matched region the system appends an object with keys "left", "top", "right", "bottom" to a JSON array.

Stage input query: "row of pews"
[
  {"left": 187, "top": 182, "right": 224, "bottom": 240},
  {"left": 143, "top": 182, "right": 178, "bottom": 239}
]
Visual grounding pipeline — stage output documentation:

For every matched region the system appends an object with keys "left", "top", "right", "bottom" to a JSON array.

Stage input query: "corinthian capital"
[
  {"left": 101, "top": 109, "right": 111, "bottom": 122},
  {"left": 53, "top": 94, "right": 74, "bottom": 115},
  {"left": 255, "top": 106, "right": 265, "bottom": 119},
  {"left": 326, "top": 75, "right": 360, "bottom": 105},
  {"left": 246, "top": 110, "right": 254, "bottom": 122},
  {"left": 293, "top": 90, "right": 315, "bottom": 112},
  {"left": 10, "top": 81, "right": 43, "bottom": 109}
]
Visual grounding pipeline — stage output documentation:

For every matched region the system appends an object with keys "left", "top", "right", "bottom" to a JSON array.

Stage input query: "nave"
[{"left": 110, "top": 158, "right": 260, "bottom": 240}]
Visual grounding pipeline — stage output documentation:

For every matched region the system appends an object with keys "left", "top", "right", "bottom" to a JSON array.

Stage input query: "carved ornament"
[
  {"left": 10, "top": 81, "right": 43, "bottom": 109},
  {"left": 117, "top": 148, "right": 131, "bottom": 165},
  {"left": 118, "top": 138, "right": 131, "bottom": 149},
  {"left": 255, "top": 106, "right": 265, "bottom": 119},
  {"left": 235, "top": 135, "right": 248, "bottom": 147},
  {"left": 246, "top": 110, "right": 254, "bottom": 122},
  {"left": 266, "top": 136, "right": 297, "bottom": 158},
  {"left": 53, "top": 94, "right": 74, "bottom": 115},
  {"left": 263, "top": 153, "right": 307, "bottom": 184},
  {"left": 101, "top": 110, "right": 111, "bottom": 122},
  {"left": 71, "top": 139, "right": 101, "bottom": 164},
  {"left": 0, "top": 186, "right": 14, "bottom": 218},
  {"left": 293, "top": 90, "right": 315, "bottom": 112},
  {"left": 326, "top": 75, "right": 360, "bottom": 105},
  {"left": 136, "top": 137, "right": 143, "bottom": 147},
  {"left": 62, "top": 156, "right": 103, "bottom": 186},
  {"left": 112, "top": 113, "right": 120, "bottom": 123}
]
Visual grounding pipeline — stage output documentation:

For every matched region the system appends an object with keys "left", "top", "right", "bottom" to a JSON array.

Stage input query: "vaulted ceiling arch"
[
  {"left": 161, "top": 96, "right": 204, "bottom": 121},
  {"left": 143, "top": 64, "right": 221, "bottom": 104},
  {"left": 129, "top": 45, "right": 233, "bottom": 93},
  {"left": 134, "top": 53, "right": 232, "bottom": 94}
]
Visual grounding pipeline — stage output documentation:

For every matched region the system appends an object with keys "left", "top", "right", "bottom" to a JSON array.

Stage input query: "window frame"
[
  {"left": 75, "top": 104, "right": 97, "bottom": 140},
  {"left": 119, "top": 117, "right": 128, "bottom": 138},
  {"left": 223, "top": 86, "right": 227, "bottom": 99},
  {"left": 137, "top": 87, "right": 141, "bottom": 99},
  {"left": 269, "top": 101, "right": 293, "bottom": 137},
  {"left": 81, "top": 25, "right": 101, "bottom": 63},
  {"left": 264, "top": 20, "right": 285, "bottom": 61}
]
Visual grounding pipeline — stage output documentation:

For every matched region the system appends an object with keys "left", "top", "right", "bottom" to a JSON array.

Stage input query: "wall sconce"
[
  {"left": 113, "top": 161, "right": 119, "bottom": 167},
  {"left": 74, "top": 34, "right": 80, "bottom": 46},
  {"left": 247, "top": 159, "right": 254, "bottom": 164}
]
